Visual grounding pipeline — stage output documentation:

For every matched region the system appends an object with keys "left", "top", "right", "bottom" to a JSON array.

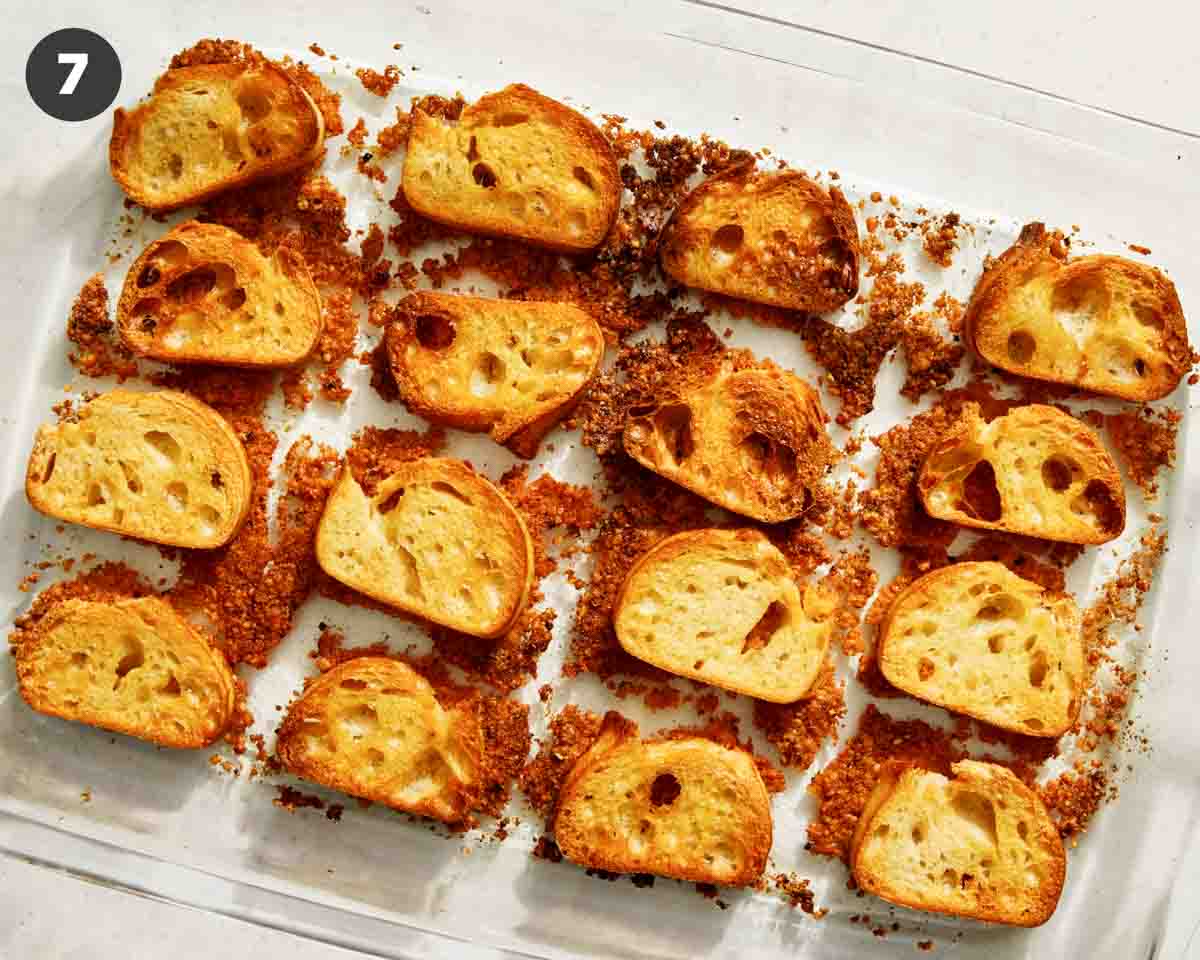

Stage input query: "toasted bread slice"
[
  {"left": 26, "top": 390, "right": 252, "bottom": 548},
  {"left": 554, "top": 712, "right": 772, "bottom": 885},
  {"left": 315, "top": 459, "right": 533, "bottom": 638},
  {"left": 918, "top": 403, "right": 1125, "bottom": 544},
  {"left": 659, "top": 162, "right": 860, "bottom": 312},
  {"left": 385, "top": 292, "right": 604, "bottom": 458},
  {"left": 964, "top": 223, "right": 1191, "bottom": 401},
  {"left": 116, "top": 222, "right": 322, "bottom": 367},
  {"left": 12, "top": 595, "right": 235, "bottom": 748},
  {"left": 402, "top": 83, "right": 621, "bottom": 252},
  {"left": 110, "top": 61, "right": 324, "bottom": 211},
  {"left": 614, "top": 529, "right": 831, "bottom": 702},
  {"left": 879, "top": 562, "right": 1083, "bottom": 737},
  {"left": 623, "top": 354, "right": 836, "bottom": 523},
  {"left": 851, "top": 760, "right": 1066, "bottom": 926},
  {"left": 276, "top": 658, "right": 483, "bottom": 824}
]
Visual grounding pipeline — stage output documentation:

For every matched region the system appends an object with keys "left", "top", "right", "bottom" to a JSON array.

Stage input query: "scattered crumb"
[
  {"left": 346, "top": 117, "right": 368, "bottom": 147},
  {"left": 1101, "top": 407, "right": 1180, "bottom": 499},
  {"left": 772, "top": 872, "right": 826, "bottom": 916},
  {"left": 532, "top": 835, "right": 563, "bottom": 863},
  {"left": 356, "top": 64, "right": 402, "bottom": 97},
  {"left": 519, "top": 705, "right": 604, "bottom": 821},
  {"left": 274, "top": 785, "right": 326, "bottom": 813},
  {"left": 754, "top": 662, "right": 845, "bottom": 770},
  {"left": 920, "top": 212, "right": 961, "bottom": 267},
  {"left": 66, "top": 274, "right": 138, "bottom": 382},
  {"left": 802, "top": 244, "right": 924, "bottom": 424}
]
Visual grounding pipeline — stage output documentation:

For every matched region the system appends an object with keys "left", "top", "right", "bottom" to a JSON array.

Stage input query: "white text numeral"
[{"left": 57, "top": 52, "right": 88, "bottom": 95}]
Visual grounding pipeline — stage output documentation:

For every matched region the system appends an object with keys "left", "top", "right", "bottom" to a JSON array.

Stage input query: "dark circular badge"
[{"left": 26, "top": 28, "right": 121, "bottom": 122}]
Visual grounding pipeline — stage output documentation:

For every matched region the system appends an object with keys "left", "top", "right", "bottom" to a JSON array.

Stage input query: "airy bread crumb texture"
[
  {"left": 614, "top": 528, "right": 832, "bottom": 702},
  {"left": 403, "top": 84, "right": 621, "bottom": 252},
  {"left": 879, "top": 562, "right": 1083, "bottom": 737},
  {"left": 26, "top": 389, "right": 253, "bottom": 549},
  {"left": 386, "top": 292, "right": 604, "bottom": 458},
  {"left": 23, "top": 42, "right": 1178, "bottom": 921},
  {"left": 554, "top": 712, "right": 773, "bottom": 886},
  {"left": 277, "top": 657, "right": 483, "bottom": 824},
  {"left": 310, "top": 629, "right": 531, "bottom": 818},
  {"left": 429, "top": 467, "right": 600, "bottom": 693},
  {"left": 118, "top": 221, "right": 323, "bottom": 367},
  {"left": 12, "top": 592, "right": 236, "bottom": 749},
  {"left": 851, "top": 760, "right": 1065, "bottom": 927},
  {"left": 659, "top": 162, "right": 860, "bottom": 312},
  {"left": 316, "top": 458, "right": 533, "bottom": 638},
  {"left": 965, "top": 222, "right": 1195, "bottom": 401},
  {"left": 110, "top": 59, "right": 325, "bottom": 210},
  {"left": 919, "top": 403, "right": 1125, "bottom": 545},
  {"left": 623, "top": 349, "right": 837, "bottom": 523}
]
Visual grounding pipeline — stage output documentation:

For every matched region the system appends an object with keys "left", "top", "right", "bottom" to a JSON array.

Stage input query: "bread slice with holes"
[
  {"left": 402, "top": 83, "right": 621, "bottom": 252},
  {"left": 659, "top": 162, "right": 860, "bottom": 313},
  {"left": 26, "top": 390, "right": 252, "bottom": 548},
  {"left": 315, "top": 459, "right": 533, "bottom": 638},
  {"left": 554, "top": 712, "right": 772, "bottom": 886},
  {"left": 964, "top": 222, "right": 1191, "bottom": 401},
  {"left": 116, "top": 221, "right": 322, "bottom": 367},
  {"left": 879, "top": 562, "right": 1083, "bottom": 737},
  {"left": 276, "top": 658, "right": 483, "bottom": 824},
  {"left": 614, "top": 528, "right": 832, "bottom": 702},
  {"left": 109, "top": 60, "right": 324, "bottom": 211},
  {"left": 623, "top": 353, "right": 836, "bottom": 523},
  {"left": 850, "top": 759, "right": 1066, "bottom": 926},
  {"left": 12, "top": 595, "right": 236, "bottom": 748},
  {"left": 918, "top": 403, "right": 1125, "bottom": 544},
  {"left": 385, "top": 292, "right": 604, "bottom": 458}
]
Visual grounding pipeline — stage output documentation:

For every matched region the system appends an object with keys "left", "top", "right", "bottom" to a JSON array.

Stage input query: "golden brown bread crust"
[
  {"left": 659, "top": 162, "right": 860, "bottom": 312},
  {"left": 276, "top": 658, "right": 483, "bottom": 825},
  {"left": 13, "top": 595, "right": 236, "bottom": 749},
  {"left": 314, "top": 459, "right": 534, "bottom": 638},
  {"left": 554, "top": 712, "right": 773, "bottom": 886},
  {"left": 402, "top": 83, "right": 621, "bottom": 253},
  {"left": 613, "top": 528, "right": 832, "bottom": 702},
  {"left": 964, "top": 222, "right": 1191, "bottom": 400},
  {"left": 25, "top": 389, "right": 253, "bottom": 549},
  {"left": 877, "top": 562, "right": 1084, "bottom": 737},
  {"left": 623, "top": 352, "right": 836, "bottom": 523},
  {"left": 117, "top": 221, "right": 323, "bottom": 367},
  {"left": 850, "top": 760, "right": 1066, "bottom": 927},
  {"left": 918, "top": 403, "right": 1125, "bottom": 545},
  {"left": 110, "top": 61, "right": 324, "bottom": 211},
  {"left": 385, "top": 292, "right": 604, "bottom": 458}
]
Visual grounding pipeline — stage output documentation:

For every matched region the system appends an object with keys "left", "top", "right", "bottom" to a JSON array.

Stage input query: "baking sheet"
[{"left": 2, "top": 3, "right": 1199, "bottom": 958}]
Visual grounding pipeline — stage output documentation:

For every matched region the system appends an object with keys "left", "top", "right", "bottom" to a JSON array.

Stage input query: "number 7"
[{"left": 58, "top": 52, "right": 88, "bottom": 95}]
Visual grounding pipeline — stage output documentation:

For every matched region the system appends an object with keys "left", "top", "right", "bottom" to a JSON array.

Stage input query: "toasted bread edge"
[
  {"left": 401, "top": 83, "right": 621, "bottom": 253},
  {"left": 314, "top": 461, "right": 534, "bottom": 639},
  {"left": 116, "top": 223, "right": 324, "bottom": 367},
  {"left": 613, "top": 528, "right": 825, "bottom": 702},
  {"left": 14, "top": 595, "right": 237, "bottom": 749},
  {"left": 109, "top": 62, "right": 325, "bottom": 212},
  {"left": 877, "top": 563, "right": 1084, "bottom": 737},
  {"left": 553, "top": 712, "right": 773, "bottom": 886},
  {"left": 24, "top": 390, "right": 253, "bottom": 549},
  {"left": 850, "top": 760, "right": 1066, "bottom": 927}
]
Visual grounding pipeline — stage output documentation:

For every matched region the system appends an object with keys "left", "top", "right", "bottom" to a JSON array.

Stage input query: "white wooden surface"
[{"left": 2, "top": 1, "right": 1197, "bottom": 957}]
